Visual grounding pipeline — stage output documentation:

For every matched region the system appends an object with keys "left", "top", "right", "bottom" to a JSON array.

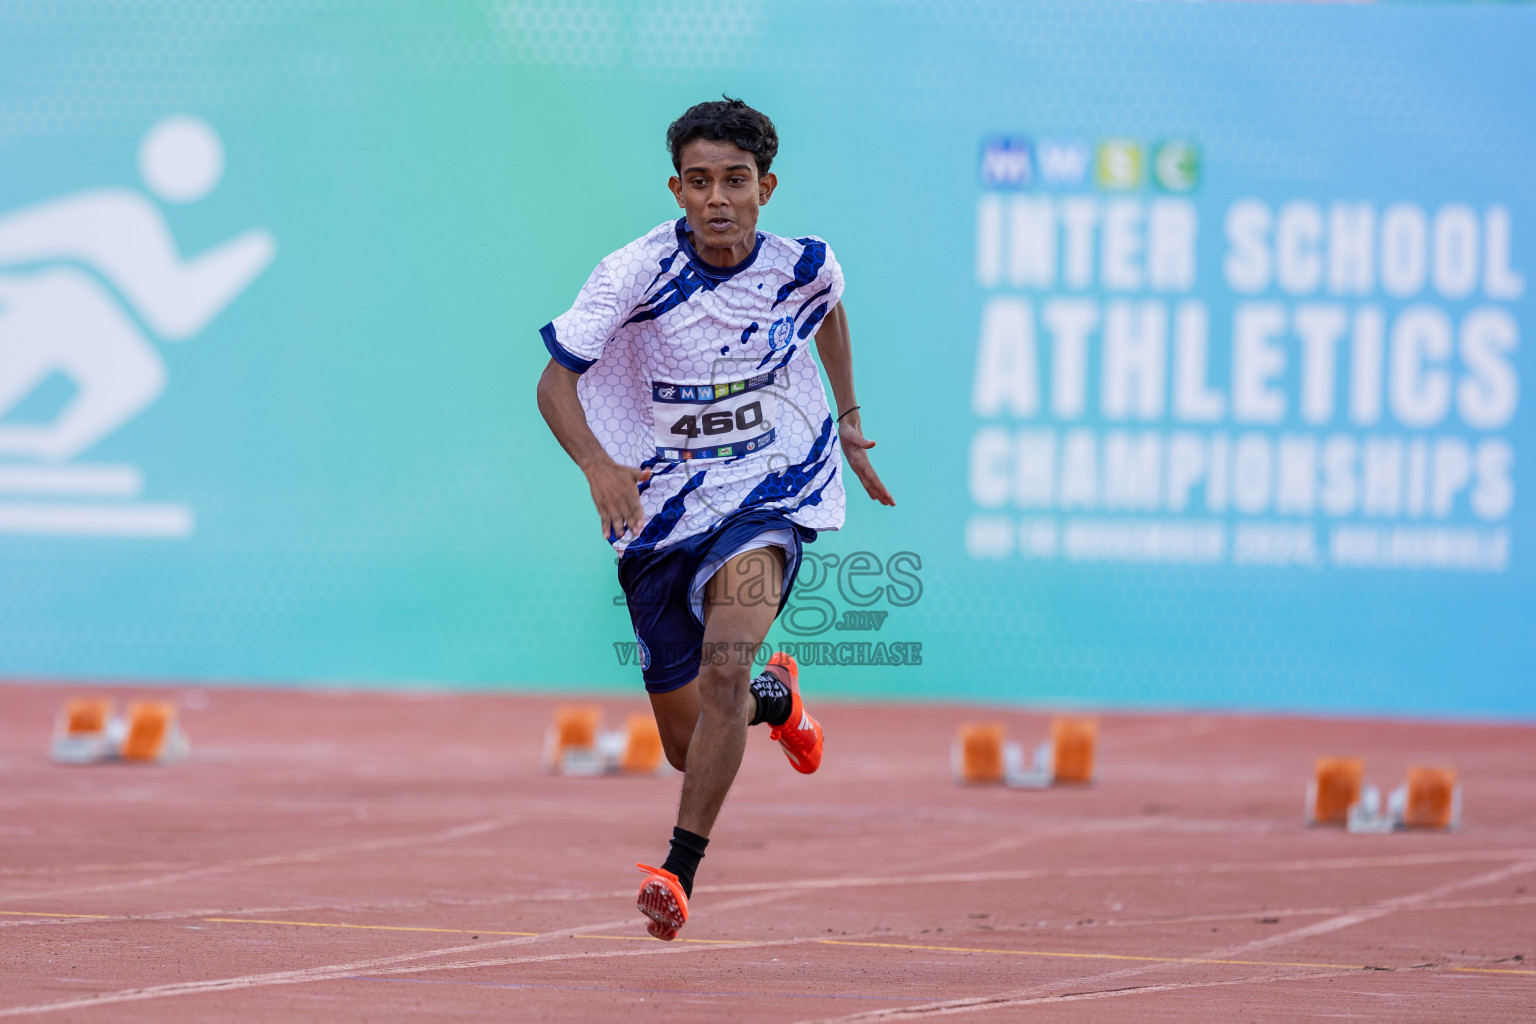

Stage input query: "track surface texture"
[{"left": 1, "top": 683, "right": 1532, "bottom": 1022}]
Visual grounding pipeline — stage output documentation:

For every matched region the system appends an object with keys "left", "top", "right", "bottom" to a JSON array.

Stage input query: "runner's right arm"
[
  {"left": 536, "top": 359, "right": 650, "bottom": 540},
  {"left": 813, "top": 303, "right": 895, "bottom": 507}
]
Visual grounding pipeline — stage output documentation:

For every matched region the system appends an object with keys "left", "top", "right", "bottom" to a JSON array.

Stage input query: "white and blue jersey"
[{"left": 541, "top": 218, "right": 846, "bottom": 557}]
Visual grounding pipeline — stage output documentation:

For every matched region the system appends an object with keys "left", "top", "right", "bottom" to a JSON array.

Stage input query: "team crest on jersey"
[{"left": 766, "top": 316, "right": 795, "bottom": 352}]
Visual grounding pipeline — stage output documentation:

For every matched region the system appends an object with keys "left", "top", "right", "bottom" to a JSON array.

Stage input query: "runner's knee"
[{"left": 695, "top": 661, "right": 753, "bottom": 720}]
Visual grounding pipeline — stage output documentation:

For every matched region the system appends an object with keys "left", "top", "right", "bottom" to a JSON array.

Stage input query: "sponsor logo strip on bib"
[
  {"left": 657, "top": 428, "right": 775, "bottom": 463},
  {"left": 651, "top": 372, "right": 776, "bottom": 404}
]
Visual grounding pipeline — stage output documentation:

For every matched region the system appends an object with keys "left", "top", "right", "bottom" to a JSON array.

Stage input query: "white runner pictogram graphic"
[{"left": 0, "top": 116, "right": 275, "bottom": 536}]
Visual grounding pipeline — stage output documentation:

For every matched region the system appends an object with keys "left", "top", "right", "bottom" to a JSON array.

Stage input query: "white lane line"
[
  {"left": 4, "top": 847, "right": 1528, "bottom": 926},
  {"left": 0, "top": 937, "right": 549, "bottom": 1018},
  {"left": 686, "top": 847, "right": 1536, "bottom": 897},
  {"left": 790, "top": 859, "right": 1536, "bottom": 1023},
  {"left": 891, "top": 818, "right": 1186, "bottom": 874},
  {"left": 793, "top": 968, "right": 1363, "bottom": 1023},
  {"left": 0, "top": 817, "right": 520, "bottom": 904},
  {"left": 0, "top": 860, "right": 200, "bottom": 878},
  {"left": 1031, "top": 892, "right": 1536, "bottom": 932},
  {"left": 0, "top": 921, "right": 839, "bottom": 1018},
  {"left": 1205, "top": 859, "right": 1536, "bottom": 959}
]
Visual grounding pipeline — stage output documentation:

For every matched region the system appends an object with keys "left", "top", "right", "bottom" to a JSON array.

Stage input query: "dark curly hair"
[{"left": 666, "top": 96, "right": 779, "bottom": 177}]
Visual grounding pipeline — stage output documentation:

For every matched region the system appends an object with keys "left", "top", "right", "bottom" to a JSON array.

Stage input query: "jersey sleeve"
[
  {"left": 541, "top": 257, "right": 627, "bottom": 374},
  {"left": 819, "top": 241, "right": 845, "bottom": 315},
  {"left": 793, "top": 237, "right": 845, "bottom": 340}
]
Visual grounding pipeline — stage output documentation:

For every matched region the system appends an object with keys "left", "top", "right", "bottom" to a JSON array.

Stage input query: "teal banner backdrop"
[{"left": 0, "top": 1, "right": 1531, "bottom": 716}]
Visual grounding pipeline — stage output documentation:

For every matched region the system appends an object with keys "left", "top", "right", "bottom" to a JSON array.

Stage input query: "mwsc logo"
[{"left": 980, "top": 136, "right": 1199, "bottom": 193}]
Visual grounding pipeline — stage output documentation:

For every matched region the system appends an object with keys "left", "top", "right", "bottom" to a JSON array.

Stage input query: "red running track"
[{"left": 0, "top": 682, "right": 1533, "bottom": 1022}]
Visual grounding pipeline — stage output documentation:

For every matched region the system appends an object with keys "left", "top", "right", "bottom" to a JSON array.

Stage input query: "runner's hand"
[
  {"left": 838, "top": 416, "right": 895, "bottom": 506},
  {"left": 585, "top": 459, "right": 650, "bottom": 540}
]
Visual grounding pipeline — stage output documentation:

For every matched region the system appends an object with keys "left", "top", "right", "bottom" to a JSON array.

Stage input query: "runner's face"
[{"left": 668, "top": 139, "right": 776, "bottom": 266}]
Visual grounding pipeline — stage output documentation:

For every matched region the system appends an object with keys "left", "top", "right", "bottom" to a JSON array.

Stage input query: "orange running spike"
[
  {"left": 635, "top": 863, "right": 688, "bottom": 940},
  {"left": 765, "top": 654, "right": 822, "bottom": 774},
  {"left": 765, "top": 651, "right": 798, "bottom": 688}
]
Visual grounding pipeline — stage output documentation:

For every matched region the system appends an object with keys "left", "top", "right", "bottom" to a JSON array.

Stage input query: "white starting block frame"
[
  {"left": 1002, "top": 740, "right": 1054, "bottom": 788},
  {"left": 50, "top": 700, "right": 188, "bottom": 765},
  {"left": 1347, "top": 781, "right": 1462, "bottom": 834},
  {"left": 50, "top": 714, "right": 126, "bottom": 764}
]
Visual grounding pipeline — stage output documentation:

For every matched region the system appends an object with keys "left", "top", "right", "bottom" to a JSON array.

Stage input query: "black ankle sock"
[
  {"left": 660, "top": 827, "right": 709, "bottom": 899},
  {"left": 748, "top": 670, "right": 793, "bottom": 728}
]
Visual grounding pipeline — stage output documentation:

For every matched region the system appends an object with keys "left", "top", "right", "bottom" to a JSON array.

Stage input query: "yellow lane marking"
[
  {"left": 206, "top": 919, "right": 743, "bottom": 944},
  {"left": 15, "top": 912, "right": 1530, "bottom": 978},
  {"left": 205, "top": 919, "right": 751, "bottom": 944},
  {"left": 573, "top": 933, "right": 749, "bottom": 945},
  {"left": 203, "top": 918, "right": 538, "bottom": 937},
  {"left": 818, "top": 939, "right": 1369, "bottom": 972}
]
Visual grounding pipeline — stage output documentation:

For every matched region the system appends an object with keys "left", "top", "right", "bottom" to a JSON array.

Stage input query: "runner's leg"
[
  {"left": 636, "top": 545, "right": 789, "bottom": 937},
  {"left": 648, "top": 685, "right": 698, "bottom": 772},
  {"left": 676, "top": 545, "right": 784, "bottom": 837}
]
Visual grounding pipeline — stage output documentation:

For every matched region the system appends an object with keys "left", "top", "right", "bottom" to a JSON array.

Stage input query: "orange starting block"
[
  {"left": 617, "top": 714, "right": 666, "bottom": 775},
  {"left": 1306, "top": 756, "right": 1365, "bottom": 826},
  {"left": 951, "top": 722, "right": 1006, "bottom": 784},
  {"left": 542, "top": 706, "right": 673, "bottom": 777},
  {"left": 65, "top": 697, "right": 112, "bottom": 735},
  {"left": 950, "top": 717, "right": 1099, "bottom": 788},
  {"left": 541, "top": 705, "right": 603, "bottom": 773},
  {"left": 120, "top": 702, "right": 188, "bottom": 763},
  {"left": 1402, "top": 766, "right": 1459, "bottom": 830},
  {"left": 1050, "top": 717, "right": 1098, "bottom": 784}
]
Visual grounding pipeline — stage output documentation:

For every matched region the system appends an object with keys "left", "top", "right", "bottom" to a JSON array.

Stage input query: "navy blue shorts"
[{"left": 618, "top": 508, "right": 816, "bottom": 694}]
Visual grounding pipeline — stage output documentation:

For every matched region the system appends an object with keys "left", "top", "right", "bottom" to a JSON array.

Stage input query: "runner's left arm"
[
  {"left": 536, "top": 359, "right": 651, "bottom": 540},
  {"left": 813, "top": 303, "right": 895, "bottom": 506}
]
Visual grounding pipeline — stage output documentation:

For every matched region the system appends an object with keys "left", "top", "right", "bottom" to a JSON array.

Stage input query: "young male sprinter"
[{"left": 536, "top": 98, "right": 893, "bottom": 940}]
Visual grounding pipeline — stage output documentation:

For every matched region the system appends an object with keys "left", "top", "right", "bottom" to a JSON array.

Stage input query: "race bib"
[{"left": 652, "top": 372, "right": 777, "bottom": 461}]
